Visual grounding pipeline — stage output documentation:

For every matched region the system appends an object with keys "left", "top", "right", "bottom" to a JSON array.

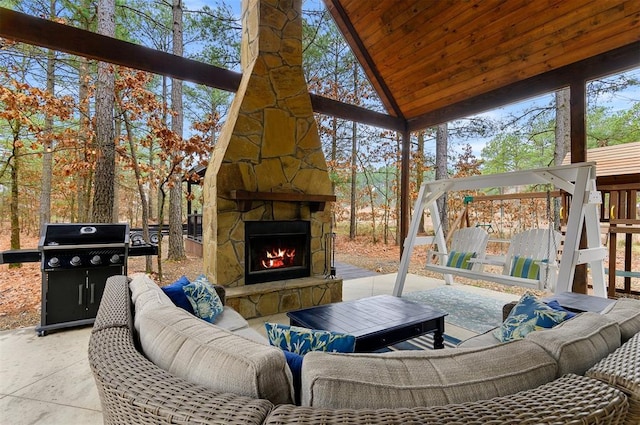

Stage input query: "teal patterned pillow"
[
  {"left": 182, "top": 274, "right": 224, "bottom": 323},
  {"left": 510, "top": 256, "right": 540, "bottom": 279},
  {"left": 265, "top": 323, "right": 356, "bottom": 355},
  {"left": 446, "top": 250, "right": 476, "bottom": 270},
  {"left": 494, "top": 292, "right": 569, "bottom": 342}
]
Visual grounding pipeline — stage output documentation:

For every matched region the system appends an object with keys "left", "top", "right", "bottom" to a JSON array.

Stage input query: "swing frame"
[{"left": 393, "top": 162, "right": 607, "bottom": 297}]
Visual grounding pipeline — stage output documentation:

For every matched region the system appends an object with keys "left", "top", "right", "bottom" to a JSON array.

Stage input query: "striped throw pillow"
[
  {"left": 510, "top": 256, "right": 541, "bottom": 279},
  {"left": 445, "top": 250, "right": 476, "bottom": 270}
]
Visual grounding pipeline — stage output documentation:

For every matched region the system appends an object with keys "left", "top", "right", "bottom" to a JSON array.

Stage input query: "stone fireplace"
[{"left": 201, "top": 0, "right": 342, "bottom": 318}]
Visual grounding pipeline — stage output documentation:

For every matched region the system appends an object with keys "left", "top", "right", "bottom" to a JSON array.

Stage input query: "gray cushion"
[
  {"left": 215, "top": 306, "right": 252, "bottom": 332},
  {"left": 300, "top": 340, "right": 557, "bottom": 409},
  {"left": 457, "top": 328, "right": 501, "bottom": 348},
  {"left": 604, "top": 298, "right": 640, "bottom": 343},
  {"left": 138, "top": 304, "right": 294, "bottom": 405},
  {"left": 525, "top": 312, "right": 620, "bottom": 376},
  {"left": 129, "top": 273, "right": 169, "bottom": 304}
]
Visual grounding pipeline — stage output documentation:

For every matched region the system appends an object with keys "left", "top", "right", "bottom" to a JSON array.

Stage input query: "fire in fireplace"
[{"left": 245, "top": 220, "right": 311, "bottom": 284}]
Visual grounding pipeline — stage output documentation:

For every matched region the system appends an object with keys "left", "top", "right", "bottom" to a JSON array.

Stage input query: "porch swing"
[
  {"left": 424, "top": 191, "right": 562, "bottom": 291},
  {"left": 393, "top": 163, "right": 607, "bottom": 297}
]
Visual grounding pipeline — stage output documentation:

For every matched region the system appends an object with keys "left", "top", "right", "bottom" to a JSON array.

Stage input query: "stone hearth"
[{"left": 201, "top": 0, "right": 341, "bottom": 318}]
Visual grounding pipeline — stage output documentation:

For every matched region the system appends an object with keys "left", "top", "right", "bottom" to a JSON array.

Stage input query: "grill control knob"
[
  {"left": 110, "top": 254, "right": 121, "bottom": 264},
  {"left": 90, "top": 255, "right": 102, "bottom": 265},
  {"left": 70, "top": 256, "right": 82, "bottom": 267},
  {"left": 47, "top": 257, "right": 60, "bottom": 268}
]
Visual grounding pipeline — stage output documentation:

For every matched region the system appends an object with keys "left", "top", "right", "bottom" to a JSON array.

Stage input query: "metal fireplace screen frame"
[{"left": 244, "top": 220, "right": 311, "bottom": 285}]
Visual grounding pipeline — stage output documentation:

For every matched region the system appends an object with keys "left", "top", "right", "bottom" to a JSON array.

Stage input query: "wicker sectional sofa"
[{"left": 89, "top": 274, "right": 640, "bottom": 424}]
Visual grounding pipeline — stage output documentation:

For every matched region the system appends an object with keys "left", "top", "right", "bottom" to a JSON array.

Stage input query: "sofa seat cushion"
[
  {"left": 137, "top": 304, "right": 294, "bottom": 405},
  {"left": 215, "top": 306, "right": 252, "bottom": 332},
  {"left": 300, "top": 339, "right": 557, "bottom": 409},
  {"left": 604, "top": 298, "right": 640, "bottom": 343},
  {"left": 525, "top": 312, "right": 620, "bottom": 376},
  {"left": 457, "top": 328, "right": 501, "bottom": 348}
]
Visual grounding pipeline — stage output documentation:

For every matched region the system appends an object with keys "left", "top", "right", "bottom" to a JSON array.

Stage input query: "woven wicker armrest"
[
  {"left": 89, "top": 275, "right": 270, "bottom": 424},
  {"left": 587, "top": 332, "right": 640, "bottom": 425},
  {"left": 264, "top": 374, "right": 628, "bottom": 425},
  {"left": 89, "top": 327, "right": 272, "bottom": 424}
]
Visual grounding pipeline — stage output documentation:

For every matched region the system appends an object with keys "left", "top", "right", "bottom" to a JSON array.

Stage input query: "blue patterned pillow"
[
  {"left": 161, "top": 275, "right": 194, "bottom": 314},
  {"left": 494, "top": 292, "right": 569, "bottom": 342},
  {"left": 264, "top": 323, "right": 356, "bottom": 355},
  {"left": 182, "top": 274, "right": 224, "bottom": 323},
  {"left": 510, "top": 256, "right": 540, "bottom": 279},
  {"left": 446, "top": 250, "right": 476, "bottom": 270},
  {"left": 546, "top": 299, "right": 577, "bottom": 319}
]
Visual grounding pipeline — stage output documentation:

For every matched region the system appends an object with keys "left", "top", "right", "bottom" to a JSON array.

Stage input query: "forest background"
[{"left": 1, "top": 0, "right": 639, "bottom": 269}]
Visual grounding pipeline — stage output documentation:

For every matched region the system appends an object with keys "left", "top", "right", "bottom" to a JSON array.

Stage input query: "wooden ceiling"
[{"left": 324, "top": 0, "right": 640, "bottom": 125}]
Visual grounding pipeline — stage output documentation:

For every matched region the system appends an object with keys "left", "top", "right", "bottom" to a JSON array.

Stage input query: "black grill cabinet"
[{"left": 36, "top": 223, "right": 129, "bottom": 336}]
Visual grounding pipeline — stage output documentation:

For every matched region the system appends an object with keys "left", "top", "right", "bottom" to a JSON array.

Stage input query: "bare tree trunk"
[
  {"left": 395, "top": 132, "right": 402, "bottom": 245},
  {"left": 77, "top": 57, "right": 92, "bottom": 222},
  {"left": 117, "top": 92, "right": 153, "bottom": 273},
  {"left": 349, "top": 119, "right": 358, "bottom": 240},
  {"left": 435, "top": 123, "right": 448, "bottom": 236},
  {"left": 92, "top": 0, "right": 116, "bottom": 223},
  {"left": 349, "top": 63, "right": 358, "bottom": 240},
  {"left": 554, "top": 87, "right": 571, "bottom": 229},
  {"left": 10, "top": 134, "right": 21, "bottom": 256},
  {"left": 168, "top": 0, "right": 186, "bottom": 260},
  {"left": 113, "top": 116, "right": 122, "bottom": 221},
  {"left": 39, "top": 0, "right": 56, "bottom": 230},
  {"left": 555, "top": 87, "right": 571, "bottom": 166}
]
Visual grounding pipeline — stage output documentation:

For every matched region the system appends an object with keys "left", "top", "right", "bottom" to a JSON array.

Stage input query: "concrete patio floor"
[{"left": 0, "top": 272, "right": 519, "bottom": 425}]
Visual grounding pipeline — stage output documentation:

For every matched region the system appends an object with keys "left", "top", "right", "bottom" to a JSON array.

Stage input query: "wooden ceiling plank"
[
  {"left": 371, "top": 0, "right": 529, "bottom": 68},
  {"left": 360, "top": 1, "right": 460, "bottom": 51},
  {"left": 404, "top": 31, "right": 639, "bottom": 117},
  {"left": 396, "top": 2, "right": 639, "bottom": 113},
  {"left": 403, "top": 10, "right": 640, "bottom": 115},
  {"left": 349, "top": 2, "right": 432, "bottom": 39},
  {"left": 385, "top": 0, "right": 598, "bottom": 86},
  {"left": 379, "top": 0, "right": 569, "bottom": 80},
  {"left": 405, "top": 42, "right": 640, "bottom": 129}
]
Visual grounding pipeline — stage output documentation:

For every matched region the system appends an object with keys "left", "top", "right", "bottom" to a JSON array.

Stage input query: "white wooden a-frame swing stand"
[{"left": 392, "top": 162, "right": 607, "bottom": 298}]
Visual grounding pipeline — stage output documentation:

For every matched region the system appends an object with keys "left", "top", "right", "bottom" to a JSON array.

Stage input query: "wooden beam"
[
  {"left": 0, "top": 8, "right": 242, "bottom": 92},
  {"left": 310, "top": 94, "right": 404, "bottom": 131},
  {"left": 0, "top": 7, "right": 403, "bottom": 131},
  {"left": 406, "top": 41, "right": 640, "bottom": 131}
]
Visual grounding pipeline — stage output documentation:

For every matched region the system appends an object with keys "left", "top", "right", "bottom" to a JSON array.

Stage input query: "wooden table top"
[{"left": 286, "top": 294, "right": 447, "bottom": 338}]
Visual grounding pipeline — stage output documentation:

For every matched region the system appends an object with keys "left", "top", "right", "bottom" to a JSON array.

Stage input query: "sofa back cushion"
[
  {"left": 525, "top": 312, "right": 620, "bottom": 376},
  {"left": 603, "top": 298, "right": 640, "bottom": 343},
  {"left": 300, "top": 339, "right": 557, "bottom": 409},
  {"left": 138, "top": 304, "right": 294, "bottom": 405}
]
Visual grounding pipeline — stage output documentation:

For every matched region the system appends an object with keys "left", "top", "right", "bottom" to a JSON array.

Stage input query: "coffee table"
[{"left": 286, "top": 294, "right": 447, "bottom": 352}]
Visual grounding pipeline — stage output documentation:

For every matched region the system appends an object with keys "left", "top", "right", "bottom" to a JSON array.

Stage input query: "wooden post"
[{"left": 570, "top": 79, "right": 588, "bottom": 294}]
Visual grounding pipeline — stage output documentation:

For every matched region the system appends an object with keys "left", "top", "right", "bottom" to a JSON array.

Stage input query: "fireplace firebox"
[{"left": 245, "top": 220, "right": 311, "bottom": 285}]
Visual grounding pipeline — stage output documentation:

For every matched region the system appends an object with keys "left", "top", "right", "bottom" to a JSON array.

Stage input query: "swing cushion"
[
  {"left": 446, "top": 251, "right": 476, "bottom": 270},
  {"left": 510, "top": 256, "right": 541, "bottom": 280}
]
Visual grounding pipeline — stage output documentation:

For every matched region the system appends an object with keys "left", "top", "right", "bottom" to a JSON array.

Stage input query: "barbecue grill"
[{"left": 36, "top": 223, "right": 129, "bottom": 336}]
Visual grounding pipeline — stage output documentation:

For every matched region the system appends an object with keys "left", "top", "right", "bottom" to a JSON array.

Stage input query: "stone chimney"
[{"left": 202, "top": 0, "right": 334, "bottom": 292}]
